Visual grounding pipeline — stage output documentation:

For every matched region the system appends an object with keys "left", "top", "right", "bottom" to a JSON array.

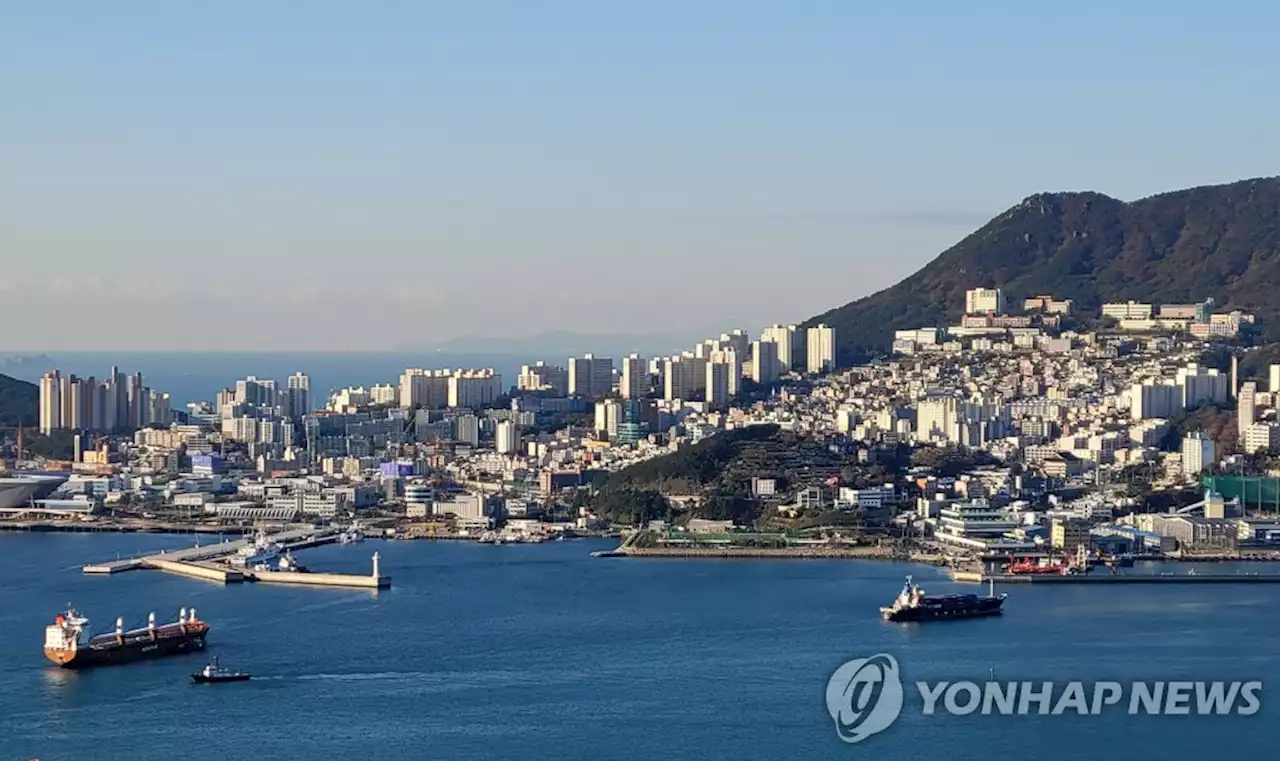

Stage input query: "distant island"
[{"left": 401, "top": 327, "right": 751, "bottom": 358}]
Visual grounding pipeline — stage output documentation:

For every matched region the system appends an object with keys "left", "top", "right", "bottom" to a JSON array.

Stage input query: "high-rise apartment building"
[
  {"left": 705, "top": 358, "right": 731, "bottom": 406},
  {"left": 750, "top": 340, "right": 779, "bottom": 385},
  {"left": 39, "top": 367, "right": 165, "bottom": 433},
  {"left": 447, "top": 370, "right": 503, "bottom": 408},
  {"left": 517, "top": 362, "right": 570, "bottom": 395},
  {"left": 663, "top": 354, "right": 707, "bottom": 401},
  {"left": 286, "top": 372, "right": 311, "bottom": 419},
  {"left": 594, "top": 399, "right": 623, "bottom": 438},
  {"left": 1182, "top": 432, "right": 1215, "bottom": 476},
  {"left": 806, "top": 324, "right": 836, "bottom": 374},
  {"left": 568, "top": 354, "right": 614, "bottom": 399},
  {"left": 1130, "top": 381, "right": 1182, "bottom": 421},
  {"left": 370, "top": 383, "right": 398, "bottom": 405},
  {"left": 453, "top": 413, "right": 480, "bottom": 447},
  {"left": 760, "top": 324, "right": 800, "bottom": 372},
  {"left": 1175, "top": 364, "right": 1229, "bottom": 408},
  {"left": 39, "top": 371, "right": 61, "bottom": 434},
  {"left": 399, "top": 369, "right": 451, "bottom": 409},
  {"left": 620, "top": 354, "right": 648, "bottom": 399},
  {"left": 495, "top": 419, "right": 520, "bottom": 454},
  {"left": 717, "top": 330, "right": 750, "bottom": 358},
  {"left": 1239, "top": 381, "right": 1258, "bottom": 442}
]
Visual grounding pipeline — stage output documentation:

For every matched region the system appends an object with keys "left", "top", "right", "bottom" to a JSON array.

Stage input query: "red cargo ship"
[
  {"left": 1006, "top": 559, "right": 1073, "bottom": 575},
  {"left": 43, "top": 605, "right": 209, "bottom": 669}
]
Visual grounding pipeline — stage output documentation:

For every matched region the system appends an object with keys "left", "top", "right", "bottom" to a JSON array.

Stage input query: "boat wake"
[{"left": 296, "top": 671, "right": 437, "bottom": 682}]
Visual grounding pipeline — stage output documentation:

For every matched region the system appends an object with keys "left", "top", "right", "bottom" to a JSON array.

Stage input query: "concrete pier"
[
  {"left": 146, "top": 558, "right": 246, "bottom": 584},
  {"left": 81, "top": 526, "right": 336, "bottom": 575},
  {"left": 79, "top": 528, "right": 388, "bottom": 588},
  {"left": 248, "top": 569, "right": 389, "bottom": 589},
  {"left": 247, "top": 551, "right": 389, "bottom": 588},
  {"left": 83, "top": 559, "right": 144, "bottom": 574}
]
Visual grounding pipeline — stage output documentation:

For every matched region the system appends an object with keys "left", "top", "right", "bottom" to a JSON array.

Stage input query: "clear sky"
[{"left": 3, "top": 1, "right": 1277, "bottom": 350}]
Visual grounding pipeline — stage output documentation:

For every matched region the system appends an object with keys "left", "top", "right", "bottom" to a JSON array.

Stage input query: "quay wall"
[
  {"left": 961, "top": 573, "right": 1280, "bottom": 585},
  {"left": 145, "top": 559, "right": 245, "bottom": 583},
  {"left": 248, "top": 570, "right": 389, "bottom": 588},
  {"left": 596, "top": 546, "right": 913, "bottom": 560}
]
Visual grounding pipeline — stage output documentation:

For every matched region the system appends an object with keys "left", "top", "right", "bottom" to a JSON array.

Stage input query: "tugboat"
[
  {"left": 880, "top": 576, "right": 1007, "bottom": 622},
  {"left": 191, "top": 656, "right": 251, "bottom": 684}
]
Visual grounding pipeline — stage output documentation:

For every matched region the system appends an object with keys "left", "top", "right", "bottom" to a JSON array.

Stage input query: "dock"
[
  {"left": 954, "top": 571, "right": 1280, "bottom": 584},
  {"left": 81, "top": 528, "right": 390, "bottom": 589}
]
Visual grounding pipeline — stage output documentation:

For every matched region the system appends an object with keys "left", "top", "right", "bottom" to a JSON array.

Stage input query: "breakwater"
[{"left": 592, "top": 545, "right": 926, "bottom": 560}]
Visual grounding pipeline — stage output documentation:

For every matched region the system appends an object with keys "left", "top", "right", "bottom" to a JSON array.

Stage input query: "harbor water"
[{"left": 1, "top": 533, "right": 1277, "bottom": 760}]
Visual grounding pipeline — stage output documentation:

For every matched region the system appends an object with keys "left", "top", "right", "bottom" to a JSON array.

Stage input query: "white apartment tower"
[
  {"left": 495, "top": 420, "right": 520, "bottom": 454},
  {"left": 39, "top": 371, "right": 61, "bottom": 434},
  {"left": 447, "top": 370, "right": 503, "bottom": 408},
  {"left": 1238, "top": 381, "right": 1258, "bottom": 442},
  {"left": 761, "top": 324, "right": 799, "bottom": 372},
  {"left": 517, "top": 362, "right": 569, "bottom": 395},
  {"left": 620, "top": 354, "right": 648, "bottom": 399},
  {"left": 594, "top": 400, "right": 622, "bottom": 438},
  {"left": 399, "top": 369, "right": 451, "bottom": 409},
  {"left": 705, "top": 357, "right": 731, "bottom": 406},
  {"left": 1130, "top": 381, "right": 1182, "bottom": 421},
  {"left": 806, "top": 324, "right": 836, "bottom": 374},
  {"left": 1182, "top": 432, "right": 1215, "bottom": 476}
]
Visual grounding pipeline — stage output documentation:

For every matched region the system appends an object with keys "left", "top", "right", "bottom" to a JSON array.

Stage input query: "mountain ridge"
[{"left": 805, "top": 176, "right": 1280, "bottom": 363}]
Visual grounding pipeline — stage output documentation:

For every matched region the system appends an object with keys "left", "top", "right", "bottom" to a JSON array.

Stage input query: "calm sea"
[
  {"left": 0, "top": 534, "right": 1275, "bottom": 760},
  {"left": 0, "top": 351, "right": 534, "bottom": 406}
]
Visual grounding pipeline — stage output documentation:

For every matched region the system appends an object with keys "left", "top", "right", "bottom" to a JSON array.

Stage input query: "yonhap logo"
[
  {"left": 824, "top": 653, "right": 905, "bottom": 744},
  {"left": 826, "top": 654, "right": 1263, "bottom": 745}
]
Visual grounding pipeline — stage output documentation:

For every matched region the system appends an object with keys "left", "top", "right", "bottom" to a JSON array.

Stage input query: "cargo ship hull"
[
  {"left": 47, "top": 631, "right": 208, "bottom": 669},
  {"left": 883, "top": 598, "right": 1004, "bottom": 622},
  {"left": 45, "top": 620, "right": 209, "bottom": 669},
  {"left": 879, "top": 576, "right": 1008, "bottom": 622}
]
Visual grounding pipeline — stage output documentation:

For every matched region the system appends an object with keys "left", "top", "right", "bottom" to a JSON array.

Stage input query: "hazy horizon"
[{"left": 5, "top": 3, "right": 1279, "bottom": 350}]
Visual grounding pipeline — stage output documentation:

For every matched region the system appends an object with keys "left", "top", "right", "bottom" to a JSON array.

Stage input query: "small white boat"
[
  {"left": 278, "top": 551, "right": 309, "bottom": 573},
  {"left": 232, "top": 530, "right": 283, "bottom": 568},
  {"left": 338, "top": 521, "right": 365, "bottom": 545}
]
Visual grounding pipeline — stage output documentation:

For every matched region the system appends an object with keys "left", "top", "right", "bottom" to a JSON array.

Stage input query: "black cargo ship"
[
  {"left": 880, "top": 576, "right": 1006, "bottom": 622},
  {"left": 44, "top": 606, "right": 209, "bottom": 669}
]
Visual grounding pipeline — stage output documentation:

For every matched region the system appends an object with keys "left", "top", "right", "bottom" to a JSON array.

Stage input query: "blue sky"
[{"left": 2, "top": 2, "right": 1276, "bottom": 350}]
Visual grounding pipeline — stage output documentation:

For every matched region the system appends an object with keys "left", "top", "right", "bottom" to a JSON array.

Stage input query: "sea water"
[{"left": 0, "top": 534, "right": 1275, "bottom": 760}]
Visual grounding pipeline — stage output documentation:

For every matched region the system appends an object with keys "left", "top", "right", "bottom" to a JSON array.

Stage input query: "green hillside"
[
  {"left": 0, "top": 374, "right": 38, "bottom": 427},
  {"left": 806, "top": 177, "right": 1280, "bottom": 364}
]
